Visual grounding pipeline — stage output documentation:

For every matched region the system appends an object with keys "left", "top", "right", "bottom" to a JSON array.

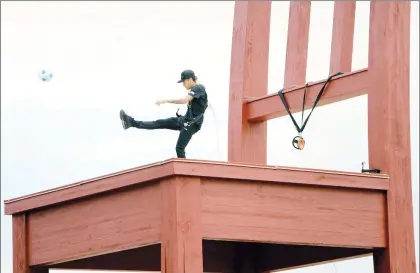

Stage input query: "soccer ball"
[{"left": 39, "top": 69, "right": 53, "bottom": 82}]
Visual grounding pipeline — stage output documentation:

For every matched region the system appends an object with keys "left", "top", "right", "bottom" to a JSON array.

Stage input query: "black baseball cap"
[{"left": 177, "top": 69, "right": 196, "bottom": 83}]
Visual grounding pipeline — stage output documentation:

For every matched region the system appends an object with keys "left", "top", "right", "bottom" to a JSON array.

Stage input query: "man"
[{"left": 119, "top": 69, "right": 208, "bottom": 158}]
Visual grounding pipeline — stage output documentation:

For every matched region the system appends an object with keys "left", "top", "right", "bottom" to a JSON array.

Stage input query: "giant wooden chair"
[{"left": 5, "top": 1, "right": 416, "bottom": 273}]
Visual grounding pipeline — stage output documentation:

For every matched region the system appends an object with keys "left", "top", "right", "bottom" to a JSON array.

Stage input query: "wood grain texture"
[
  {"left": 329, "top": 1, "right": 356, "bottom": 75},
  {"left": 284, "top": 1, "right": 311, "bottom": 87},
  {"left": 27, "top": 183, "right": 161, "bottom": 266},
  {"left": 228, "top": 1, "right": 271, "bottom": 164},
  {"left": 245, "top": 68, "right": 368, "bottom": 122},
  {"left": 201, "top": 178, "right": 387, "bottom": 248},
  {"left": 4, "top": 161, "right": 173, "bottom": 215},
  {"left": 258, "top": 244, "right": 371, "bottom": 272},
  {"left": 160, "top": 177, "right": 203, "bottom": 273},
  {"left": 173, "top": 160, "right": 389, "bottom": 191},
  {"left": 5, "top": 158, "right": 389, "bottom": 216},
  {"left": 13, "top": 214, "right": 28, "bottom": 273},
  {"left": 367, "top": 2, "right": 417, "bottom": 273},
  {"left": 54, "top": 244, "right": 161, "bottom": 271},
  {"left": 51, "top": 240, "right": 372, "bottom": 273}
]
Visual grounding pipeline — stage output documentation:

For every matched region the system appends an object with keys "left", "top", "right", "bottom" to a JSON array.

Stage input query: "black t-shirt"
[{"left": 185, "top": 84, "right": 208, "bottom": 129}]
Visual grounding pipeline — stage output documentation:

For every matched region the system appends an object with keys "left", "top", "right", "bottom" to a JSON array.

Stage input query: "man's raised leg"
[{"left": 119, "top": 109, "right": 180, "bottom": 130}]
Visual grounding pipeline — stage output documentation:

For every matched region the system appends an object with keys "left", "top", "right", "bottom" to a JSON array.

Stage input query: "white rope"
[
  {"left": 207, "top": 102, "right": 222, "bottom": 160},
  {"left": 333, "top": 262, "right": 338, "bottom": 273}
]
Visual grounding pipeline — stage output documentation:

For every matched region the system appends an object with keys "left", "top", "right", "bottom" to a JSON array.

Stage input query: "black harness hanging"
[
  {"left": 277, "top": 72, "right": 343, "bottom": 150},
  {"left": 175, "top": 101, "right": 207, "bottom": 131}
]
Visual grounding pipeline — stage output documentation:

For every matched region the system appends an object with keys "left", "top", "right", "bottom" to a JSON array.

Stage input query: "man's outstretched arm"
[{"left": 156, "top": 95, "right": 194, "bottom": 106}]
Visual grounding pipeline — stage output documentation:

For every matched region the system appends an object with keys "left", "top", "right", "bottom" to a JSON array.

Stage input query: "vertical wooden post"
[
  {"left": 283, "top": 1, "right": 311, "bottom": 87},
  {"left": 367, "top": 2, "right": 417, "bottom": 273},
  {"left": 161, "top": 177, "right": 203, "bottom": 273},
  {"left": 13, "top": 214, "right": 28, "bottom": 273},
  {"left": 228, "top": 1, "right": 271, "bottom": 164},
  {"left": 329, "top": 1, "right": 356, "bottom": 74},
  {"left": 13, "top": 214, "right": 48, "bottom": 273}
]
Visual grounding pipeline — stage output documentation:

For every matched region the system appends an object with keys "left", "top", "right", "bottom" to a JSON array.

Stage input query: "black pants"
[{"left": 131, "top": 117, "right": 199, "bottom": 158}]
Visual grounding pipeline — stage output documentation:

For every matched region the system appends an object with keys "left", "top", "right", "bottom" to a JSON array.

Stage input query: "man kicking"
[{"left": 119, "top": 69, "right": 208, "bottom": 158}]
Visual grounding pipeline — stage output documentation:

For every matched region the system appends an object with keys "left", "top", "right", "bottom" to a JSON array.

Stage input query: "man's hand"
[{"left": 155, "top": 99, "right": 167, "bottom": 106}]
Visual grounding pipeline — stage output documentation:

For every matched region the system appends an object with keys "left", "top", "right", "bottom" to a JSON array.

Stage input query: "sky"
[{"left": 1, "top": 1, "right": 418, "bottom": 273}]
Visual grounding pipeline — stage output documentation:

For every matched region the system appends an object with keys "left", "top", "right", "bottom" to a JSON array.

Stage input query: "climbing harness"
[
  {"left": 174, "top": 102, "right": 222, "bottom": 160},
  {"left": 182, "top": 113, "right": 204, "bottom": 131},
  {"left": 182, "top": 100, "right": 208, "bottom": 131},
  {"left": 174, "top": 108, "right": 201, "bottom": 131},
  {"left": 277, "top": 72, "right": 344, "bottom": 150}
]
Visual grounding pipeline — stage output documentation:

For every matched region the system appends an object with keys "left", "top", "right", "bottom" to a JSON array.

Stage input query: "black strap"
[
  {"left": 277, "top": 72, "right": 343, "bottom": 133},
  {"left": 184, "top": 113, "right": 204, "bottom": 126}
]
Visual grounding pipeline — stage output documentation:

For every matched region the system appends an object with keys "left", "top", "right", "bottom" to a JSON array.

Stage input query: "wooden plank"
[
  {"left": 367, "top": 2, "right": 417, "bottom": 273},
  {"left": 12, "top": 214, "right": 49, "bottom": 272},
  {"left": 5, "top": 159, "right": 389, "bottom": 215},
  {"left": 4, "top": 161, "right": 174, "bottom": 215},
  {"left": 27, "top": 183, "right": 161, "bottom": 266},
  {"left": 284, "top": 1, "right": 311, "bottom": 87},
  {"left": 13, "top": 214, "right": 28, "bottom": 273},
  {"left": 329, "top": 1, "right": 356, "bottom": 74},
  {"left": 259, "top": 244, "right": 371, "bottom": 272},
  {"left": 228, "top": 1, "right": 271, "bottom": 164},
  {"left": 53, "top": 244, "right": 161, "bottom": 271},
  {"left": 173, "top": 160, "right": 389, "bottom": 191},
  {"left": 201, "top": 178, "right": 387, "bottom": 248},
  {"left": 160, "top": 177, "right": 203, "bottom": 273},
  {"left": 244, "top": 68, "right": 368, "bottom": 122}
]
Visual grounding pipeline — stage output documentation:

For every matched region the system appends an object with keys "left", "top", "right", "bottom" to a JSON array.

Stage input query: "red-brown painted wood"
[
  {"left": 228, "top": 1, "right": 271, "bottom": 164},
  {"left": 54, "top": 244, "right": 161, "bottom": 271},
  {"left": 13, "top": 214, "right": 49, "bottom": 273},
  {"left": 4, "top": 2, "right": 417, "bottom": 272},
  {"left": 160, "top": 177, "right": 203, "bottom": 273},
  {"left": 201, "top": 178, "right": 387, "bottom": 248},
  {"left": 13, "top": 214, "right": 28, "bottom": 273},
  {"left": 173, "top": 159, "right": 389, "bottom": 191},
  {"left": 4, "top": 159, "right": 389, "bottom": 215},
  {"left": 52, "top": 240, "right": 372, "bottom": 272},
  {"left": 367, "top": 2, "right": 417, "bottom": 273},
  {"left": 4, "top": 161, "right": 174, "bottom": 215},
  {"left": 258, "top": 245, "right": 371, "bottom": 272},
  {"left": 245, "top": 68, "right": 368, "bottom": 122},
  {"left": 27, "top": 183, "right": 161, "bottom": 265},
  {"left": 284, "top": 1, "right": 311, "bottom": 87},
  {"left": 329, "top": 1, "right": 356, "bottom": 75}
]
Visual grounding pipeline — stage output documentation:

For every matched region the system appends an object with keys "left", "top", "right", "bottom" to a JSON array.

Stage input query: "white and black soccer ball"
[{"left": 39, "top": 69, "right": 53, "bottom": 82}]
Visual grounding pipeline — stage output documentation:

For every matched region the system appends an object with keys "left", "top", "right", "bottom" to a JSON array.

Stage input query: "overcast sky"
[{"left": 1, "top": 1, "right": 418, "bottom": 273}]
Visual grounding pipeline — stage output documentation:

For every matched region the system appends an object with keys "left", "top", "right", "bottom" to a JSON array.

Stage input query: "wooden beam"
[
  {"left": 160, "top": 177, "right": 203, "bottom": 273},
  {"left": 367, "top": 2, "right": 417, "bottom": 273},
  {"left": 244, "top": 68, "right": 368, "bottom": 122},
  {"left": 201, "top": 177, "right": 387, "bottom": 248},
  {"left": 53, "top": 244, "right": 161, "bottom": 271},
  {"left": 13, "top": 214, "right": 49, "bottom": 273},
  {"left": 4, "top": 159, "right": 389, "bottom": 216},
  {"left": 329, "top": 1, "right": 356, "bottom": 74},
  {"left": 259, "top": 245, "right": 371, "bottom": 272},
  {"left": 228, "top": 1, "right": 271, "bottom": 164},
  {"left": 27, "top": 183, "right": 161, "bottom": 266},
  {"left": 173, "top": 160, "right": 389, "bottom": 191},
  {"left": 13, "top": 214, "right": 28, "bottom": 273},
  {"left": 284, "top": 1, "right": 311, "bottom": 87},
  {"left": 4, "top": 161, "right": 174, "bottom": 215}
]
